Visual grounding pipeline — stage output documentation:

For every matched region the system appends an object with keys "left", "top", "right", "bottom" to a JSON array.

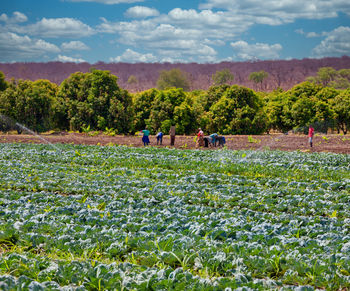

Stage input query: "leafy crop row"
[{"left": 0, "top": 143, "right": 349, "bottom": 290}]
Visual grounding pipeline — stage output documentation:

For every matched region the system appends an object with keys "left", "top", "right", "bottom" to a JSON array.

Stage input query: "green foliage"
[
  {"left": 148, "top": 88, "right": 186, "bottom": 133},
  {"left": 307, "top": 67, "right": 350, "bottom": 89},
  {"left": 156, "top": 68, "right": 191, "bottom": 91},
  {"left": 0, "top": 71, "right": 8, "bottom": 92},
  {"left": 174, "top": 97, "right": 198, "bottom": 134},
  {"left": 127, "top": 75, "right": 138, "bottom": 85},
  {"left": 202, "top": 85, "right": 230, "bottom": 112},
  {"left": 208, "top": 85, "right": 268, "bottom": 134},
  {"left": 265, "top": 81, "right": 337, "bottom": 133},
  {"left": 55, "top": 69, "right": 133, "bottom": 133},
  {"left": 332, "top": 89, "right": 350, "bottom": 134},
  {"left": 132, "top": 88, "right": 159, "bottom": 131},
  {"left": 0, "top": 144, "right": 350, "bottom": 290},
  {"left": 249, "top": 70, "right": 269, "bottom": 90},
  {"left": 0, "top": 66, "right": 348, "bottom": 135},
  {"left": 212, "top": 69, "right": 234, "bottom": 86},
  {"left": 0, "top": 79, "right": 57, "bottom": 132}
]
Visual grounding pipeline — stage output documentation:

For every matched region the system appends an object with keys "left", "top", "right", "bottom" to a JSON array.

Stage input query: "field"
[
  {"left": 1, "top": 132, "right": 350, "bottom": 154},
  {"left": 0, "top": 142, "right": 349, "bottom": 290}
]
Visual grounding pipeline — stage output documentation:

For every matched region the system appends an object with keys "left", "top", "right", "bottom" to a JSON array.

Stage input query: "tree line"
[
  {"left": 0, "top": 67, "right": 349, "bottom": 135},
  {"left": 1, "top": 57, "right": 350, "bottom": 92}
]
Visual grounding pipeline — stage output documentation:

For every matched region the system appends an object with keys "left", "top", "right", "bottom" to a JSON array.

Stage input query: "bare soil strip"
[{"left": 1, "top": 132, "right": 349, "bottom": 154}]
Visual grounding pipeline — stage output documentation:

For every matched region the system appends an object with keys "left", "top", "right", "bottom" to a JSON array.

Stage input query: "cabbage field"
[{"left": 0, "top": 143, "right": 350, "bottom": 290}]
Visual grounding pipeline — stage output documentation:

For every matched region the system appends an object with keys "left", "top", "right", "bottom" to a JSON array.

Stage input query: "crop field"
[{"left": 0, "top": 143, "right": 350, "bottom": 290}]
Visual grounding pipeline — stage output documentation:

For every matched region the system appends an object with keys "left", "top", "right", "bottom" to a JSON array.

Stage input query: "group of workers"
[
  {"left": 140, "top": 125, "right": 175, "bottom": 146},
  {"left": 140, "top": 127, "right": 225, "bottom": 148},
  {"left": 140, "top": 125, "right": 315, "bottom": 148}
]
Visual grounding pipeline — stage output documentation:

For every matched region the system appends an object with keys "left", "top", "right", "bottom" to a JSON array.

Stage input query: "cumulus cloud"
[
  {"left": 61, "top": 41, "right": 89, "bottom": 51},
  {"left": 230, "top": 40, "right": 282, "bottom": 60},
  {"left": 125, "top": 6, "right": 159, "bottom": 18},
  {"left": 110, "top": 49, "right": 157, "bottom": 63},
  {"left": 295, "top": 29, "right": 328, "bottom": 38},
  {"left": 14, "top": 18, "right": 95, "bottom": 38},
  {"left": 0, "top": 32, "right": 60, "bottom": 62},
  {"left": 57, "top": 55, "right": 86, "bottom": 63},
  {"left": 97, "top": 7, "right": 252, "bottom": 62},
  {"left": 312, "top": 26, "right": 350, "bottom": 58},
  {"left": 200, "top": 0, "right": 350, "bottom": 23},
  {"left": 0, "top": 11, "right": 28, "bottom": 24}
]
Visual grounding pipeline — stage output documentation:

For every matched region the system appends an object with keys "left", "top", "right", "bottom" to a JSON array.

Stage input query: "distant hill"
[{"left": 1, "top": 56, "right": 350, "bottom": 92}]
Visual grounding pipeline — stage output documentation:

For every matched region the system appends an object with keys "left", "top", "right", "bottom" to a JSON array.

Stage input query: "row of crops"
[{"left": 0, "top": 143, "right": 350, "bottom": 290}]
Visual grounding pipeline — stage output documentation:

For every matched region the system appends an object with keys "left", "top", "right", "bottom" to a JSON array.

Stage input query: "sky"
[{"left": 1, "top": 0, "right": 350, "bottom": 64}]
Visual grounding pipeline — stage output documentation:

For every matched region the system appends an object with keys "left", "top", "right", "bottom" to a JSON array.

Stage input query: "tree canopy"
[
  {"left": 212, "top": 69, "right": 234, "bottom": 86},
  {"left": 0, "top": 68, "right": 349, "bottom": 136},
  {"left": 249, "top": 71, "right": 269, "bottom": 90},
  {"left": 156, "top": 68, "right": 191, "bottom": 91}
]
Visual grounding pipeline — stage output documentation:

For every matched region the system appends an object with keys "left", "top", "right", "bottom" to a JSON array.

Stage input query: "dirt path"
[{"left": 1, "top": 132, "right": 349, "bottom": 154}]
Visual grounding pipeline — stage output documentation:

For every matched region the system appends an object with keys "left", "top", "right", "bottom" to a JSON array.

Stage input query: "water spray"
[{"left": 0, "top": 113, "right": 61, "bottom": 152}]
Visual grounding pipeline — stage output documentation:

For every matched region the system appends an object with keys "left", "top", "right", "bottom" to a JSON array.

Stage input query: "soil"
[{"left": 0, "top": 132, "right": 349, "bottom": 154}]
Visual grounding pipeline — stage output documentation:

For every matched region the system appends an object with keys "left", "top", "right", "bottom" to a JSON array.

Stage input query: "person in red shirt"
[
  {"left": 196, "top": 128, "right": 204, "bottom": 147},
  {"left": 308, "top": 125, "right": 314, "bottom": 147}
]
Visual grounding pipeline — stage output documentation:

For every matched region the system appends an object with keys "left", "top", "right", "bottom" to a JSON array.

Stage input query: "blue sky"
[{"left": 1, "top": 0, "right": 350, "bottom": 63}]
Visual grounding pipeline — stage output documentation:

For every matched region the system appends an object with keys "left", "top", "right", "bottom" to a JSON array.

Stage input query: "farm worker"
[
  {"left": 156, "top": 131, "right": 163, "bottom": 145},
  {"left": 140, "top": 127, "right": 150, "bottom": 146},
  {"left": 217, "top": 135, "right": 226, "bottom": 146},
  {"left": 169, "top": 125, "right": 176, "bottom": 146},
  {"left": 308, "top": 125, "right": 314, "bottom": 147},
  {"left": 196, "top": 128, "right": 204, "bottom": 147},
  {"left": 209, "top": 133, "right": 218, "bottom": 146}
]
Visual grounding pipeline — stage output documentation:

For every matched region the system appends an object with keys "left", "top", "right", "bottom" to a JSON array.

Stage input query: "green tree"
[
  {"left": 55, "top": 69, "right": 133, "bottom": 133},
  {"left": 148, "top": 88, "right": 186, "bottom": 133},
  {"left": 265, "top": 90, "right": 291, "bottom": 133},
  {"left": 0, "top": 71, "right": 8, "bottom": 91},
  {"left": 202, "top": 85, "right": 230, "bottom": 111},
  {"left": 127, "top": 75, "right": 138, "bottom": 85},
  {"left": 0, "top": 79, "right": 57, "bottom": 132},
  {"left": 332, "top": 89, "right": 350, "bottom": 134},
  {"left": 249, "top": 70, "right": 269, "bottom": 91},
  {"left": 156, "top": 68, "right": 191, "bottom": 91},
  {"left": 127, "top": 75, "right": 139, "bottom": 91},
  {"left": 132, "top": 88, "right": 159, "bottom": 131},
  {"left": 208, "top": 85, "right": 268, "bottom": 134},
  {"left": 212, "top": 69, "right": 234, "bottom": 86},
  {"left": 290, "top": 96, "right": 315, "bottom": 128},
  {"left": 317, "top": 67, "right": 337, "bottom": 86},
  {"left": 174, "top": 97, "right": 198, "bottom": 134},
  {"left": 307, "top": 67, "right": 350, "bottom": 89}
]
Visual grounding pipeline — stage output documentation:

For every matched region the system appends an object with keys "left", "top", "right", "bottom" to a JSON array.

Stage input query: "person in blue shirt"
[
  {"left": 156, "top": 131, "right": 163, "bottom": 145},
  {"left": 209, "top": 133, "right": 218, "bottom": 146}
]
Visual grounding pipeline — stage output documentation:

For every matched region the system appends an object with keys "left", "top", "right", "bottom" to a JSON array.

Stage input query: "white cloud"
[
  {"left": 12, "top": 12, "right": 28, "bottom": 23},
  {"left": 312, "top": 26, "right": 350, "bottom": 58},
  {"left": 125, "top": 6, "right": 159, "bottom": 18},
  {"left": 110, "top": 49, "right": 157, "bottom": 63},
  {"left": 0, "top": 12, "right": 27, "bottom": 24},
  {"left": 57, "top": 55, "right": 86, "bottom": 63},
  {"left": 306, "top": 32, "right": 321, "bottom": 38},
  {"left": 200, "top": 0, "right": 350, "bottom": 23},
  {"left": 14, "top": 18, "right": 95, "bottom": 38},
  {"left": 230, "top": 40, "right": 282, "bottom": 60},
  {"left": 296, "top": 29, "right": 328, "bottom": 38},
  {"left": 0, "top": 32, "right": 60, "bottom": 62},
  {"left": 96, "top": 1, "right": 350, "bottom": 62},
  {"left": 66, "top": 0, "right": 143, "bottom": 4},
  {"left": 97, "top": 8, "right": 251, "bottom": 62},
  {"left": 61, "top": 41, "right": 89, "bottom": 51}
]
